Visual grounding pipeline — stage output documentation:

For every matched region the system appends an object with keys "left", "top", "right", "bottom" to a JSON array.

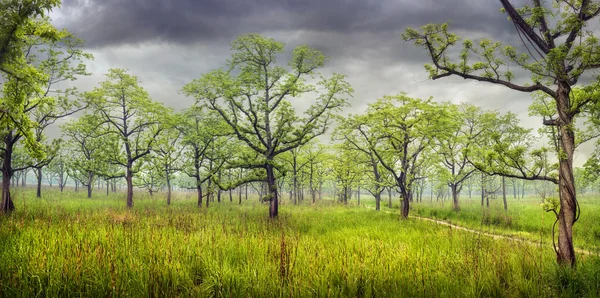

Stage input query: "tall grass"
[
  {"left": 0, "top": 188, "right": 598, "bottom": 297},
  {"left": 406, "top": 194, "right": 600, "bottom": 252}
]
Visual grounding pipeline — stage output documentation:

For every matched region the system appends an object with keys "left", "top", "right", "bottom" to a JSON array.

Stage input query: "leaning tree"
[{"left": 403, "top": 0, "right": 600, "bottom": 266}]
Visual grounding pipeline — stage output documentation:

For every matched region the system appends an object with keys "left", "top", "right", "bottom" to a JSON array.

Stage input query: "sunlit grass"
[{"left": 0, "top": 187, "right": 598, "bottom": 297}]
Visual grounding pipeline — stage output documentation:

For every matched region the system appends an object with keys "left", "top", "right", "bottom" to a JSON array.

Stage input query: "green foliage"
[
  {"left": 541, "top": 197, "right": 560, "bottom": 216},
  {"left": 182, "top": 33, "right": 352, "bottom": 183}
]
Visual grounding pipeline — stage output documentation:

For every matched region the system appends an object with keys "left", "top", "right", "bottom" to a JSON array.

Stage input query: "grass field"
[{"left": 0, "top": 187, "right": 599, "bottom": 297}]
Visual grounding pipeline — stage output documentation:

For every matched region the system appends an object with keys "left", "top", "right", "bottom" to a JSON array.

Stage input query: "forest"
[{"left": 1, "top": 0, "right": 600, "bottom": 297}]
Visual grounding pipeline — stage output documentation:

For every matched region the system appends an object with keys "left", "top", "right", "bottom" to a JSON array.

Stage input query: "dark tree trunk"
[
  {"left": 197, "top": 182, "right": 203, "bottom": 207},
  {"left": 126, "top": 164, "right": 133, "bottom": 208},
  {"left": 36, "top": 168, "right": 42, "bottom": 198},
  {"left": 400, "top": 192, "right": 410, "bottom": 219},
  {"left": 238, "top": 186, "right": 242, "bottom": 205},
  {"left": 451, "top": 183, "right": 460, "bottom": 211},
  {"left": 106, "top": 180, "right": 109, "bottom": 196},
  {"left": 166, "top": 176, "right": 172, "bottom": 205},
  {"left": 266, "top": 163, "right": 278, "bottom": 218},
  {"left": 1, "top": 171, "right": 14, "bottom": 213},
  {"left": 375, "top": 192, "right": 381, "bottom": 211},
  {"left": 1, "top": 133, "right": 15, "bottom": 213}
]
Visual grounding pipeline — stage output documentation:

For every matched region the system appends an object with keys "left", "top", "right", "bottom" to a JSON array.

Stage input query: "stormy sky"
[{"left": 47, "top": 0, "right": 594, "bottom": 164}]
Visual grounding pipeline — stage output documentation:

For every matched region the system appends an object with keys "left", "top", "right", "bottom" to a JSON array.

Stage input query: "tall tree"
[
  {"left": 0, "top": 11, "right": 77, "bottom": 212},
  {"left": 403, "top": 0, "right": 600, "bottom": 266},
  {"left": 182, "top": 34, "right": 352, "bottom": 218},
  {"left": 356, "top": 94, "right": 448, "bottom": 218},
  {"left": 88, "top": 69, "right": 167, "bottom": 208},
  {"left": 28, "top": 35, "right": 91, "bottom": 198}
]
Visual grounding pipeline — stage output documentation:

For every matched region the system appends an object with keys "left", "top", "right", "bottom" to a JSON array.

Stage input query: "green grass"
[
  {"left": 393, "top": 193, "right": 600, "bottom": 253},
  {"left": 0, "top": 187, "right": 599, "bottom": 297}
]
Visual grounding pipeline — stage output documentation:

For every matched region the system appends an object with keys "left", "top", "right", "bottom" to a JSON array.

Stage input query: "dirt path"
[{"left": 362, "top": 206, "right": 596, "bottom": 256}]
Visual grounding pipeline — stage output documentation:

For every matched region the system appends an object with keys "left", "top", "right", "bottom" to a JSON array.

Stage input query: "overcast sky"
[{"left": 47, "top": 0, "right": 594, "bottom": 164}]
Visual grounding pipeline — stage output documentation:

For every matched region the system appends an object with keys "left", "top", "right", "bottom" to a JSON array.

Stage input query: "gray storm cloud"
[{"left": 47, "top": 0, "right": 591, "bottom": 163}]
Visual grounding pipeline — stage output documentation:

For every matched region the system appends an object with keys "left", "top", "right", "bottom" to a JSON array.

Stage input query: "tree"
[
  {"left": 47, "top": 140, "right": 69, "bottom": 191},
  {"left": 61, "top": 114, "right": 114, "bottom": 198},
  {"left": 334, "top": 115, "right": 387, "bottom": 210},
  {"left": 147, "top": 122, "right": 184, "bottom": 205},
  {"left": 182, "top": 34, "right": 352, "bottom": 218},
  {"left": 434, "top": 103, "right": 498, "bottom": 211},
  {"left": 301, "top": 142, "right": 326, "bottom": 204},
  {"left": 403, "top": 1, "right": 600, "bottom": 266},
  {"left": 0, "top": 4, "right": 73, "bottom": 212},
  {"left": 354, "top": 94, "right": 447, "bottom": 218},
  {"left": 88, "top": 69, "right": 167, "bottom": 208},
  {"left": 330, "top": 143, "right": 363, "bottom": 204},
  {"left": 280, "top": 146, "right": 310, "bottom": 205},
  {"left": 28, "top": 35, "right": 91, "bottom": 198},
  {"left": 178, "top": 106, "right": 232, "bottom": 208}
]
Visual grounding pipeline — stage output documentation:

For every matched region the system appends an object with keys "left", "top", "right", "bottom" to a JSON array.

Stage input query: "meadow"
[{"left": 0, "top": 187, "right": 599, "bottom": 297}]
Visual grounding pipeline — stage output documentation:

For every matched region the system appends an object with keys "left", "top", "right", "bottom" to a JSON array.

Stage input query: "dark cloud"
[{"left": 55, "top": 0, "right": 514, "bottom": 48}]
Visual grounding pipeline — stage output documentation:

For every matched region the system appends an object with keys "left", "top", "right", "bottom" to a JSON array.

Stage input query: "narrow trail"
[{"left": 361, "top": 205, "right": 596, "bottom": 256}]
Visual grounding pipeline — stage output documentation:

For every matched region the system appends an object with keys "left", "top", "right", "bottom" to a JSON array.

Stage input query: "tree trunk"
[
  {"left": 293, "top": 174, "right": 298, "bottom": 205},
  {"left": 512, "top": 178, "right": 517, "bottom": 199},
  {"left": 166, "top": 176, "right": 172, "bottom": 205},
  {"left": 1, "top": 171, "right": 14, "bottom": 213},
  {"left": 197, "top": 182, "right": 203, "bottom": 207},
  {"left": 207, "top": 178, "right": 213, "bottom": 205},
  {"left": 451, "top": 183, "right": 460, "bottom": 211},
  {"left": 319, "top": 182, "right": 323, "bottom": 200},
  {"left": 555, "top": 85, "right": 577, "bottom": 266},
  {"left": 126, "top": 164, "right": 133, "bottom": 208},
  {"left": 388, "top": 188, "right": 392, "bottom": 208},
  {"left": 106, "top": 180, "right": 109, "bottom": 196},
  {"left": 375, "top": 192, "right": 381, "bottom": 211},
  {"left": 357, "top": 186, "right": 361, "bottom": 206},
  {"left": 502, "top": 176, "right": 507, "bottom": 211},
  {"left": 36, "top": 168, "right": 42, "bottom": 198},
  {"left": 400, "top": 192, "right": 410, "bottom": 219},
  {"left": 430, "top": 180, "right": 433, "bottom": 202},
  {"left": 481, "top": 172, "right": 485, "bottom": 207},
  {"left": 238, "top": 186, "right": 242, "bottom": 205},
  {"left": 1, "top": 134, "right": 15, "bottom": 213},
  {"left": 266, "top": 163, "right": 278, "bottom": 218}
]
